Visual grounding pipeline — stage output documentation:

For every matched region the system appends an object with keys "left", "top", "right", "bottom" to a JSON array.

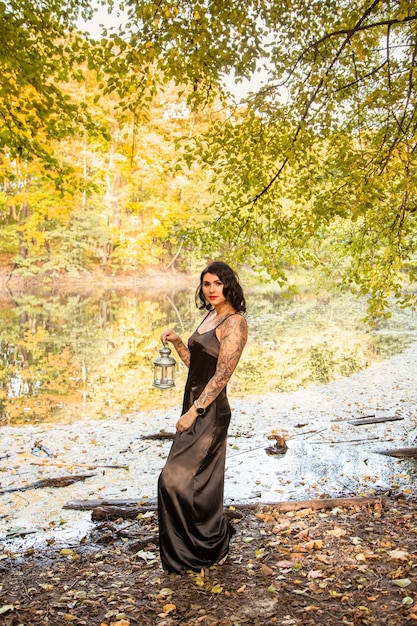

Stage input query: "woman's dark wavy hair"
[{"left": 195, "top": 261, "right": 246, "bottom": 313}]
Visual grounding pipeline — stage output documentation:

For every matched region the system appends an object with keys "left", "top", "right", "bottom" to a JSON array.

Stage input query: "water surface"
[{"left": 1, "top": 280, "right": 417, "bottom": 426}]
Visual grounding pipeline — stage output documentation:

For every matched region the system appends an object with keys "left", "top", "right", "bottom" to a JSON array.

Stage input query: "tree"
[
  {"left": 111, "top": 0, "right": 417, "bottom": 316},
  {"left": 0, "top": 0, "right": 102, "bottom": 165},
  {"left": 4, "top": 0, "right": 417, "bottom": 316},
  {"left": 0, "top": 68, "right": 215, "bottom": 276}
]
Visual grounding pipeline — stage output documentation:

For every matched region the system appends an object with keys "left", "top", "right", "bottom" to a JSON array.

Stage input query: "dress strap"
[
  {"left": 196, "top": 309, "right": 214, "bottom": 331},
  {"left": 214, "top": 312, "right": 239, "bottom": 329}
]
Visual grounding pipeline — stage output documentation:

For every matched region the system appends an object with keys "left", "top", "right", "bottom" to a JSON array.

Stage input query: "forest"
[
  {"left": 1, "top": 0, "right": 417, "bottom": 318},
  {"left": 3, "top": 5, "right": 417, "bottom": 625}
]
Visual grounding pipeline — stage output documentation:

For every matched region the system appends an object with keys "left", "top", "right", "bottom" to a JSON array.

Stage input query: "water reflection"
[{"left": 1, "top": 283, "right": 417, "bottom": 425}]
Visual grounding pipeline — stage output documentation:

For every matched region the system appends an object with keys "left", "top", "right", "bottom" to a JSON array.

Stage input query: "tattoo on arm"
[
  {"left": 173, "top": 339, "right": 190, "bottom": 368},
  {"left": 198, "top": 315, "right": 248, "bottom": 407}
]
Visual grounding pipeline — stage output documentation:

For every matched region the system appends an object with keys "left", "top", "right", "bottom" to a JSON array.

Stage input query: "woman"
[{"left": 158, "top": 261, "right": 248, "bottom": 574}]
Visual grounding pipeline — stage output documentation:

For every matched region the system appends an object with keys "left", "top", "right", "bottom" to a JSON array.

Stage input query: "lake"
[{"left": 1, "top": 277, "right": 417, "bottom": 427}]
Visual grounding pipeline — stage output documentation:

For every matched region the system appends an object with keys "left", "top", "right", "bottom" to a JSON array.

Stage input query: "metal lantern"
[{"left": 153, "top": 344, "right": 176, "bottom": 389}]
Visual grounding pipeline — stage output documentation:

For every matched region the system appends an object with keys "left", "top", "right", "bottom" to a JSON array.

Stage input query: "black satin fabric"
[{"left": 157, "top": 319, "right": 235, "bottom": 574}]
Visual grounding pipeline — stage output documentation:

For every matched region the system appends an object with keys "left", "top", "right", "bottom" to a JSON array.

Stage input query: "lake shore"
[
  {"left": 0, "top": 266, "right": 194, "bottom": 297},
  {"left": 1, "top": 338, "right": 417, "bottom": 548}
]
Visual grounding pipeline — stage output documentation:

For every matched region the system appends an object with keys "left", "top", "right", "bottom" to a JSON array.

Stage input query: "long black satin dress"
[{"left": 158, "top": 315, "right": 237, "bottom": 574}]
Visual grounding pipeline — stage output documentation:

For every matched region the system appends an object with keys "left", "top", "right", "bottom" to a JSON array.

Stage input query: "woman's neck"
[{"left": 213, "top": 303, "right": 235, "bottom": 317}]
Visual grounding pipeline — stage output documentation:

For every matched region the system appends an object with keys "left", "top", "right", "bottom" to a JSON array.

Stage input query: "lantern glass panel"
[{"left": 153, "top": 345, "right": 176, "bottom": 389}]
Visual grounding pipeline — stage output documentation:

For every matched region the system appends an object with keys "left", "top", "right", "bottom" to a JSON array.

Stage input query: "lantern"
[{"left": 153, "top": 344, "right": 176, "bottom": 389}]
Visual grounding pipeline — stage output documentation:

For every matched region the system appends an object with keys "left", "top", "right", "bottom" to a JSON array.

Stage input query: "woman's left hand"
[{"left": 176, "top": 409, "right": 197, "bottom": 433}]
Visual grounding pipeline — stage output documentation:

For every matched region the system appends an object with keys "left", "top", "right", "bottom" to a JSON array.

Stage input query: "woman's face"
[{"left": 202, "top": 272, "right": 226, "bottom": 308}]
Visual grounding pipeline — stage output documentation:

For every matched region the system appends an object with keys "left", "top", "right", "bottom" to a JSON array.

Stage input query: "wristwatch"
[{"left": 194, "top": 400, "right": 205, "bottom": 415}]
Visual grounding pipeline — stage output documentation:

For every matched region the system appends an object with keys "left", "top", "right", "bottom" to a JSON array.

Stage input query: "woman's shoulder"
[{"left": 221, "top": 312, "right": 248, "bottom": 333}]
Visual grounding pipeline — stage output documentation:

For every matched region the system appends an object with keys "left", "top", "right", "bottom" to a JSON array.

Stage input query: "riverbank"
[{"left": 1, "top": 338, "right": 417, "bottom": 545}]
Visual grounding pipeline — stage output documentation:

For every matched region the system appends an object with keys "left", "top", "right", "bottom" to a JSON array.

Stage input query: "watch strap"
[{"left": 193, "top": 400, "right": 205, "bottom": 415}]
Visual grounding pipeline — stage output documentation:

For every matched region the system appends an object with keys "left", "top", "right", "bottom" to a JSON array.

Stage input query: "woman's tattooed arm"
[
  {"left": 198, "top": 314, "right": 248, "bottom": 408},
  {"left": 161, "top": 329, "right": 190, "bottom": 368},
  {"left": 173, "top": 339, "right": 191, "bottom": 368}
]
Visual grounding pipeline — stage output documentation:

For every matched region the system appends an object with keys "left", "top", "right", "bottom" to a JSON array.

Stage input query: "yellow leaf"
[
  {"left": 163, "top": 604, "right": 176, "bottom": 614},
  {"left": 256, "top": 513, "right": 275, "bottom": 523},
  {"left": 211, "top": 583, "right": 223, "bottom": 594},
  {"left": 60, "top": 549, "right": 74, "bottom": 556},
  {"left": 0, "top": 606, "right": 15, "bottom": 616},
  {"left": 393, "top": 578, "right": 411, "bottom": 588}
]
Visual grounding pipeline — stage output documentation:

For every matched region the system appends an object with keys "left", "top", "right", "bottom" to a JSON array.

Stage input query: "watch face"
[{"left": 197, "top": 407, "right": 205, "bottom": 414}]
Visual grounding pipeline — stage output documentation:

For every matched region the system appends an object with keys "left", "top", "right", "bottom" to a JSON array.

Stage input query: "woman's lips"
[{"left": 209, "top": 296, "right": 217, "bottom": 300}]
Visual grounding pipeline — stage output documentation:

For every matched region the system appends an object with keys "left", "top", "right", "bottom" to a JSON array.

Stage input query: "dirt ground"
[{"left": 2, "top": 496, "right": 417, "bottom": 626}]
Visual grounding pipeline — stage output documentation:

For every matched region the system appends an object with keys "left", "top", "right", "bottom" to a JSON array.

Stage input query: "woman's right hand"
[{"left": 161, "top": 329, "right": 180, "bottom": 346}]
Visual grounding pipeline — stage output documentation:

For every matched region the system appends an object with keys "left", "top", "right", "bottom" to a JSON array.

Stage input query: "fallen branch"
[
  {"left": 128, "top": 535, "right": 159, "bottom": 552},
  {"left": 331, "top": 414, "right": 376, "bottom": 422},
  {"left": 258, "top": 496, "right": 385, "bottom": 513},
  {"left": 64, "top": 498, "right": 155, "bottom": 510},
  {"left": 349, "top": 416, "right": 403, "bottom": 426},
  {"left": 141, "top": 431, "right": 175, "bottom": 440},
  {"left": 92, "top": 506, "right": 154, "bottom": 521},
  {"left": 312, "top": 436, "right": 383, "bottom": 444},
  {"left": 0, "top": 474, "right": 96, "bottom": 494},
  {"left": 64, "top": 495, "right": 385, "bottom": 517},
  {"left": 30, "top": 460, "right": 129, "bottom": 470},
  {"left": 374, "top": 446, "right": 417, "bottom": 459},
  {"left": 290, "top": 427, "right": 327, "bottom": 439}
]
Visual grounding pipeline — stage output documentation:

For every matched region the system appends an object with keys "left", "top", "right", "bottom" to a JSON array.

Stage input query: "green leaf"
[{"left": 393, "top": 578, "right": 412, "bottom": 588}]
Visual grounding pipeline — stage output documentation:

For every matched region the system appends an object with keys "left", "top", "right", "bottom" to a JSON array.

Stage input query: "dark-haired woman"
[{"left": 158, "top": 261, "right": 248, "bottom": 574}]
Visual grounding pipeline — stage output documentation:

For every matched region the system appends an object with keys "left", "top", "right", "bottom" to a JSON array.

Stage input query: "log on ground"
[
  {"left": 374, "top": 446, "right": 417, "bottom": 459},
  {"left": 92, "top": 506, "right": 153, "bottom": 521},
  {"left": 66, "top": 496, "right": 385, "bottom": 519},
  {"left": 0, "top": 474, "right": 96, "bottom": 495},
  {"left": 349, "top": 416, "right": 404, "bottom": 425},
  {"left": 64, "top": 498, "right": 156, "bottom": 510}
]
